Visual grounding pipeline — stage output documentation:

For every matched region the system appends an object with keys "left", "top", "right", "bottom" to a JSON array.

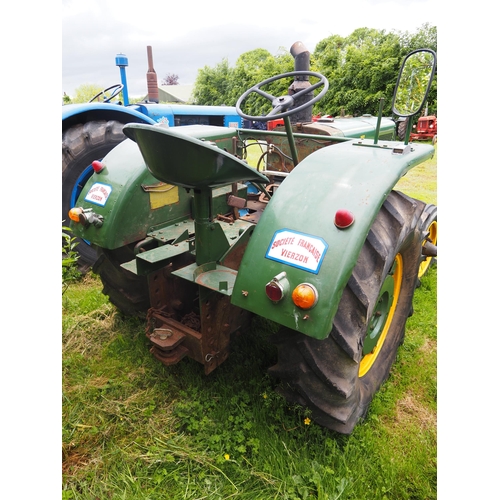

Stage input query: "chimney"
[
  {"left": 288, "top": 41, "right": 313, "bottom": 123},
  {"left": 146, "top": 46, "right": 159, "bottom": 103}
]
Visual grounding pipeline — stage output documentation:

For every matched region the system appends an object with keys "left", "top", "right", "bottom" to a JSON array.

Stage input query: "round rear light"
[
  {"left": 334, "top": 209, "right": 354, "bottom": 229},
  {"left": 292, "top": 283, "right": 318, "bottom": 309},
  {"left": 265, "top": 272, "right": 289, "bottom": 303},
  {"left": 92, "top": 160, "right": 105, "bottom": 173},
  {"left": 265, "top": 281, "right": 284, "bottom": 302}
]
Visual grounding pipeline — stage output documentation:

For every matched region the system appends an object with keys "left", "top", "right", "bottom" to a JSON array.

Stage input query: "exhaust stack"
[
  {"left": 146, "top": 46, "right": 159, "bottom": 103},
  {"left": 288, "top": 41, "right": 313, "bottom": 123}
]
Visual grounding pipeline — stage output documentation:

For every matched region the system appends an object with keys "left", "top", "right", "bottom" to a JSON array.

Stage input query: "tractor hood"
[{"left": 315, "top": 114, "right": 396, "bottom": 140}]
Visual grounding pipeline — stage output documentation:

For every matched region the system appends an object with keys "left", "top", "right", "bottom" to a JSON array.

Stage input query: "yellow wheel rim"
[
  {"left": 418, "top": 220, "right": 437, "bottom": 278},
  {"left": 359, "top": 253, "right": 403, "bottom": 378}
]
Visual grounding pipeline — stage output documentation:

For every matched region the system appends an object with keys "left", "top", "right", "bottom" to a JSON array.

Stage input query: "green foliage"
[
  {"left": 70, "top": 83, "right": 112, "bottom": 104},
  {"left": 313, "top": 24, "right": 437, "bottom": 117},
  {"left": 62, "top": 223, "right": 81, "bottom": 293},
  {"left": 192, "top": 58, "right": 235, "bottom": 105},
  {"left": 228, "top": 47, "right": 295, "bottom": 116},
  {"left": 312, "top": 28, "right": 402, "bottom": 116},
  {"left": 193, "top": 47, "right": 294, "bottom": 112},
  {"left": 193, "top": 24, "right": 437, "bottom": 118},
  {"left": 398, "top": 23, "right": 437, "bottom": 115},
  {"left": 399, "top": 23, "right": 437, "bottom": 54}
]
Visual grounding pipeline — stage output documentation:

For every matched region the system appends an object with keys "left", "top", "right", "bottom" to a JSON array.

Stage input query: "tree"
[
  {"left": 228, "top": 47, "right": 294, "bottom": 116},
  {"left": 71, "top": 83, "right": 108, "bottom": 104},
  {"left": 313, "top": 28, "right": 402, "bottom": 117},
  {"left": 192, "top": 48, "right": 293, "bottom": 110},
  {"left": 399, "top": 23, "right": 437, "bottom": 54},
  {"left": 161, "top": 73, "right": 179, "bottom": 85},
  {"left": 398, "top": 23, "right": 437, "bottom": 115},
  {"left": 192, "top": 25, "right": 437, "bottom": 116},
  {"left": 192, "top": 58, "right": 235, "bottom": 105}
]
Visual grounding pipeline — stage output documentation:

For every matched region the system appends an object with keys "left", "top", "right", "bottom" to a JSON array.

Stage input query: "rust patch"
[{"left": 181, "top": 311, "right": 201, "bottom": 331}]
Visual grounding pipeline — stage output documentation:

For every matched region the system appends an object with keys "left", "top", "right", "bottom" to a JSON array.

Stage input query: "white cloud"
[{"left": 62, "top": 0, "right": 436, "bottom": 97}]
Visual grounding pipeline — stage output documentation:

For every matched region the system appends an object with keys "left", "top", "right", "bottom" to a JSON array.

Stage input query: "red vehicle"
[
  {"left": 267, "top": 114, "right": 321, "bottom": 130},
  {"left": 410, "top": 115, "right": 437, "bottom": 142}
]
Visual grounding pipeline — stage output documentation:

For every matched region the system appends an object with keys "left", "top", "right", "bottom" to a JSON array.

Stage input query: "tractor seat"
[{"left": 124, "top": 123, "right": 269, "bottom": 189}]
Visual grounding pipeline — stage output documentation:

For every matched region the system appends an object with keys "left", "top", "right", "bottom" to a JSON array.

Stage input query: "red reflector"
[
  {"left": 334, "top": 209, "right": 354, "bottom": 229},
  {"left": 92, "top": 160, "right": 105, "bottom": 173},
  {"left": 265, "top": 282, "right": 283, "bottom": 302}
]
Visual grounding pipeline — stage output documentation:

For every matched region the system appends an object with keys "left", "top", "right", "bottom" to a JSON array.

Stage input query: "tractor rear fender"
[
  {"left": 231, "top": 139, "right": 434, "bottom": 340},
  {"left": 62, "top": 103, "right": 156, "bottom": 131},
  {"left": 70, "top": 137, "right": 194, "bottom": 249},
  {"left": 70, "top": 125, "right": 244, "bottom": 250}
]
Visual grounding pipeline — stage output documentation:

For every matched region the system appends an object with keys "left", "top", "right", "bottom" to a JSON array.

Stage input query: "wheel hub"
[{"left": 359, "top": 254, "right": 403, "bottom": 377}]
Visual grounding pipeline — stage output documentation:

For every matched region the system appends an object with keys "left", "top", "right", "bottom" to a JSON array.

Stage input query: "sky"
[{"left": 62, "top": 0, "right": 437, "bottom": 98}]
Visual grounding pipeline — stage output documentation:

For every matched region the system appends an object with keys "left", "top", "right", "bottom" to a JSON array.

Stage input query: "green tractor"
[{"left": 68, "top": 46, "right": 437, "bottom": 434}]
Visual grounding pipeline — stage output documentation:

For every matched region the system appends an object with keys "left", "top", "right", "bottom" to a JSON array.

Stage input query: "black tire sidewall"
[
  {"left": 417, "top": 204, "right": 438, "bottom": 279},
  {"left": 93, "top": 245, "right": 150, "bottom": 316},
  {"left": 358, "top": 230, "right": 421, "bottom": 403}
]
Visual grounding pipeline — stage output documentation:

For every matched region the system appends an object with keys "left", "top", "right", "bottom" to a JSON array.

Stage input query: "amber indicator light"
[
  {"left": 292, "top": 283, "right": 318, "bottom": 309},
  {"left": 68, "top": 207, "right": 83, "bottom": 223}
]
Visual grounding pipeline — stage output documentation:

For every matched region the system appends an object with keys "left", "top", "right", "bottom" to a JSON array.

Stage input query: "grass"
[
  {"left": 395, "top": 143, "right": 437, "bottom": 205},
  {"left": 62, "top": 144, "right": 437, "bottom": 499}
]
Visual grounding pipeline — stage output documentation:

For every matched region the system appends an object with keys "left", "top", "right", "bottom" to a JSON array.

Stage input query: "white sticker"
[
  {"left": 84, "top": 182, "right": 112, "bottom": 206},
  {"left": 266, "top": 229, "right": 328, "bottom": 274}
]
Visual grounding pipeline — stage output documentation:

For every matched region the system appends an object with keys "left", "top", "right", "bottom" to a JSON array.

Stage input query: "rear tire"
[
  {"left": 268, "top": 191, "right": 423, "bottom": 434},
  {"left": 396, "top": 118, "right": 408, "bottom": 141},
  {"left": 417, "top": 204, "right": 437, "bottom": 279},
  {"left": 62, "top": 120, "right": 126, "bottom": 271},
  {"left": 93, "top": 245, "right": 150, "bottom": 316}
]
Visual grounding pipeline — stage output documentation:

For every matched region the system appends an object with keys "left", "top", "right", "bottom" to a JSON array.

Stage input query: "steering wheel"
[
  {"left": 89, "top": 84, "right": 124, "bottom": 103},
  {"left": 236, "top": 71, "right": 328, "bottom": 122}
]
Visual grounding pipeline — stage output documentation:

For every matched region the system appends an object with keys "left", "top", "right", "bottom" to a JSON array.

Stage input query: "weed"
[{"left": 62, "top": 223, "right": 81, "bottom": 293}]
